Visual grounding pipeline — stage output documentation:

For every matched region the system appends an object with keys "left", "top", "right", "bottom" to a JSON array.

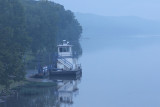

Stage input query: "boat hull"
[{"left": 49, "top": 69, "right": 82, "bottom": 77}]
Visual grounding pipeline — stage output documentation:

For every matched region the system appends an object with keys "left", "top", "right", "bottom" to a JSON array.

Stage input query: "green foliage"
[
  {"left": 21, "top": 0, "right": 82, "bottom": 53},
  {"left": 0, "top": 0, "right": 82, "bottom": 87},
  {"left": 0, "top": 0, "right": 30, "bottom": 88},
  {"left": 22, "top": 0, "right": 82, "bottom": 67}
]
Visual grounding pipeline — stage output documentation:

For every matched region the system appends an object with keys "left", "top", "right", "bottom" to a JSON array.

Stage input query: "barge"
[{"left": 49, "top": 40, "right": 82, "bottom": 76}]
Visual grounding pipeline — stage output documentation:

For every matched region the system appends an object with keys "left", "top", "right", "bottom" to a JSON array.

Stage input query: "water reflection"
[
  {"left": 0, "top": 76, "right": 81, "bottom": 107},
  {"left": 53, "top": 77, "right": 81, "bottom": 107}
]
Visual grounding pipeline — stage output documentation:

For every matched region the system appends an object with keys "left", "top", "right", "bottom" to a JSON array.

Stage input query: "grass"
[
  {"left": 0, "top": 81, "right": 27, "bottom": 92},
  {"left": 10, "top": 81, "right": 28, "bottom": 89},
  {"left": 1, "top": 81, "right": 56, "bottom": 96},
  {"left": 15, "top": 81, "right": 56, "bottom": 96}
]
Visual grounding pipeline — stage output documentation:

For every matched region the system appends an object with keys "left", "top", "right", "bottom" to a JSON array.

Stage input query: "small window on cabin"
[{"left": 59, "top": 47, "right": 69, "bottom": 52}]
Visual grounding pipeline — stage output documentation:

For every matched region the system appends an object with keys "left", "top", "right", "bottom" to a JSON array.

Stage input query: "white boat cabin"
[
  {"left": 57, "top": 40, "right": 73, "bottom": 57},
  {"left": 57, "top": 40, "right": 80, "bottom": 71}
]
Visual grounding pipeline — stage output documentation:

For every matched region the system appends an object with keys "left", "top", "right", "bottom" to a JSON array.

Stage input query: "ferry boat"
[{"left": 49, "top": 40, "right": 82, "bottom": 76}]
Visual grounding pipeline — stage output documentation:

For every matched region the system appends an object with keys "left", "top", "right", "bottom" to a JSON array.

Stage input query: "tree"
[
  {"left": 0, "top": 0, "right": 83, "bottom": 88},
  {"left": 22, "top": 0, "right": 82, "bottom": 67},
  {"left": 0, "top": 0, "right": 29, "bottom": 88}
]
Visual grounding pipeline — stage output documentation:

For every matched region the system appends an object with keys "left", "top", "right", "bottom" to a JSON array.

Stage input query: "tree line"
[{"left": 0, "top": 0, "right": 82, "bottom": 88}]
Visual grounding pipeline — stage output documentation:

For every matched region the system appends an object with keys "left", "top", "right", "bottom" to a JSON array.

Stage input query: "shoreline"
[
  {"left": 0, "top": 69, "right": 51, "bottom": 102},
  {"left": 0, "top": 79, "right": 56, "bottom": 103}
]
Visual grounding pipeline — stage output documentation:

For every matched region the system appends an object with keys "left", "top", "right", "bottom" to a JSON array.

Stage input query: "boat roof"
[
  {"left": 57, "top": 40, "right": 73, "bottom": 47},
  {"left": 57, "top": 44, "right": 73, "bottom": 47}
]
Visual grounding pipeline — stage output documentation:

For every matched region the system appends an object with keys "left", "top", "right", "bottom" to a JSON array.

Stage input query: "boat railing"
[
  {"left": 58, "top": 56, "right": 73, "bottom": 69},
  {"left": 75, "top": 64, "right": 81, "bottom": 70}
]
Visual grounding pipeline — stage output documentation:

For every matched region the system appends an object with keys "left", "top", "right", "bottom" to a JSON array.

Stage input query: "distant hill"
[
  {"left": 75, "top": 13, "right": 160, "bottom": 38},
  {"left": 75, "top": 13, "right": 160, "bottom": 52}
]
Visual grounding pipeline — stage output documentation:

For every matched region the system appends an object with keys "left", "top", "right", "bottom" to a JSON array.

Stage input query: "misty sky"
[{"left": 53, "top": 0, "right": 160, "bottom": 20}]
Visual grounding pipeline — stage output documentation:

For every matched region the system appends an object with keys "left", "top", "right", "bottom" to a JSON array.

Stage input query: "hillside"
[
  {"left": 75, "top": 13, "right": 160, "bottom": 52},
  {"left": 75, "top": 13, "right": 160, "bottom": 38},
  {"left": 0, "top": 0, "right": 82, "bottom": 88}
]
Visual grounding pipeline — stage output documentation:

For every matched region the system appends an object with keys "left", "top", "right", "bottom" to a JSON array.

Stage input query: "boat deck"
[{"left": 49, "top": 69, "right": 82, "bottom": 77}]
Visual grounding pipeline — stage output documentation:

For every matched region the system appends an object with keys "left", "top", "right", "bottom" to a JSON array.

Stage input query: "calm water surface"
[
  {"left": 1, "top": 36, "right": 160, "bottom": 107},
  {"left": 74, "top": 36, "right": 160, "bottom": 107}
]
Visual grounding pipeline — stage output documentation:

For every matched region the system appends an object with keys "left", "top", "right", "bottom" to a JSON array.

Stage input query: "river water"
[
  {"left": 1, "top": 35, "right": 160, "bottom": 107},
  {"left": 74, "top": 36, "right": 160, "bottom": 107}
]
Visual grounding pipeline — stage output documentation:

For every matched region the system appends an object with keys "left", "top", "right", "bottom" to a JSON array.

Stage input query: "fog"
[
  {"left": 53, "top": 0, "right": 160, "bottom": 106},
  {"left": 74, "top": 13, "right": 160, "bottom": 106},
  {"left": 53, "top": 0, "right": 160, "bottom": 20},
  {"left": 1, "top": 0, "right": 160, "bottom": 107},
  {"left": 74, "top": 39, "right": 160, "bottom": 107},
  {"left": 72, "top": 4, "right": 160, "bottom": 106}
]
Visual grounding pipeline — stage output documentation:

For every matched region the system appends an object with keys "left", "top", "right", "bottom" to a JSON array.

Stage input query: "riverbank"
[
  {"left": 0, "top": 81, "right": 27, "bottom": 96},
  {"left": 0, "top": 69, "right": 37, "bottom": 96},
  {"left": 0, "top": 81, "right": 28, "bottom": 103},
  {"left": 0, "top": 80, "right": 56, "bottom": 103},
  {"left": 0, "top": 69, "right": 53, "bottom": 98}
]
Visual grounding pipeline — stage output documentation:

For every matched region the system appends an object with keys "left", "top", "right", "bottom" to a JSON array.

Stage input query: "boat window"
[{"left": 59, "top": 47, "right": 69, "bottom": 52}]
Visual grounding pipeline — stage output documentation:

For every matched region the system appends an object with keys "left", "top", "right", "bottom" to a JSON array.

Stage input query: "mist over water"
[
  {"left": 1, "top": 10, "right": 160, "bottom": 106},
  {"left": 73, "top": 35, "right": 160, "bottom": 107},
  {"left": 1, "top": 35, "right": 160, "bottom": 107},
  {"left": 1, "top": 0, "right": 160, "bottom": 106},
  {"left": 69, "top": 12, "right": 160, "bottom": 106}
]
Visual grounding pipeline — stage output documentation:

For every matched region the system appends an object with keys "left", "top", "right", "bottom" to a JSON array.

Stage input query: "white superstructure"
[{"left": 57, "top": 40, "right": 80, "bottom": 71}]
